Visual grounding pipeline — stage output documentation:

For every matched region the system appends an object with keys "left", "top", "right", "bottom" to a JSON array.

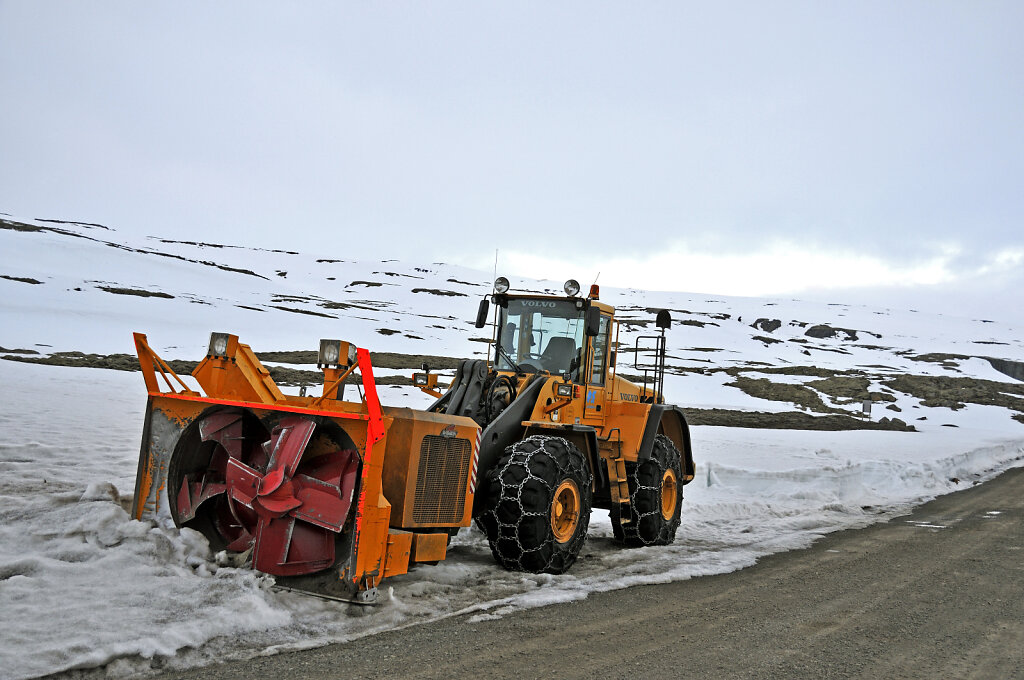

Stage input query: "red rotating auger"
[{"left": 175, "top": 412, "right": 359, "bottom": 576}]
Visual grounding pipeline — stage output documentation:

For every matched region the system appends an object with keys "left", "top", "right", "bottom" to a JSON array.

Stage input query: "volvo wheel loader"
[{"left": 130, "top": 277, "right": 694, "bottom": 601}]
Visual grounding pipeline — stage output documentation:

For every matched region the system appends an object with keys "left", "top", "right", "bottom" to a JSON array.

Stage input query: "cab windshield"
[{"left": 496, "top": 298, "right": 585, "bottom": 377}]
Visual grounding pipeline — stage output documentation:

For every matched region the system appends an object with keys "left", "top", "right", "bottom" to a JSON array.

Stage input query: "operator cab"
[
  {"left": 423, "top": 276, "right": 668, "bottom": 428},
  {"left": 495, "top": 297, "right": 586, "bottom": 378},
  {"left": 477, "top": 277, "right": 605, "bottom": 384}
]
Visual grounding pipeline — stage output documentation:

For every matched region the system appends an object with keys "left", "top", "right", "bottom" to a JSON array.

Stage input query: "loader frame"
[{"left": 427, "top": 290, "right": 695, "bottom": 523}]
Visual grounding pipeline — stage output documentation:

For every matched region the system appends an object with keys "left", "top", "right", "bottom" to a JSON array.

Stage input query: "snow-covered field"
[{"left": 2, "top": 216, "right": 1023, "bottom": 679}]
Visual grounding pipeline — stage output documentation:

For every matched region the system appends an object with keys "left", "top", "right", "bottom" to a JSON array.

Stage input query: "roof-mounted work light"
[
  {"left": 493, "top": 276, "right": 510, "bottom": 294},
  {"left": 564, "top": 279, "right": 580, "bottom": 297}
]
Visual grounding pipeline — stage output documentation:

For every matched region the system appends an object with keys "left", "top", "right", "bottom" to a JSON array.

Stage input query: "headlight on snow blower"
[
  {"left": 319, "top": 339, "right": 357, "bottom": 368},
  {"left": 208, "top": 332, "right": 231, "bottom": 358}
]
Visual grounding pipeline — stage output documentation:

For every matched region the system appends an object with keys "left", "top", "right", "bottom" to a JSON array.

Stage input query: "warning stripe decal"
[{"left": 469, "top": 428, "right": 482, "bottom": 493}]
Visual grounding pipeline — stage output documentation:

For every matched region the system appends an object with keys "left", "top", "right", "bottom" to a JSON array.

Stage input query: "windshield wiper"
[{"left": 495, "top": 342, "right": 523, "bottom": 374}]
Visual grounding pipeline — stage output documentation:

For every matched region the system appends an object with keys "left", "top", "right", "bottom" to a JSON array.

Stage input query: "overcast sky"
[{"left": 2, "top": 2, "right": 1022, "bottom": 322}]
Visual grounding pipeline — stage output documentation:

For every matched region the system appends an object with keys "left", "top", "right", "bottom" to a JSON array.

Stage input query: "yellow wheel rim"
[
  {"left": 551, "top": 479, "right": 581, "bottom": 543},
  {"left": 660, "top": 468, "right": 678, "bottom": 520}
]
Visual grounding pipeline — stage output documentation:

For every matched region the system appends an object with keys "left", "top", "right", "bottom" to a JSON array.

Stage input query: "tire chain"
[
  {"left": 614, "top": 434, "right": 683, "bottom": 546},
  {"left": 477, "top": 435, "right": 592, "bottom": 574}
]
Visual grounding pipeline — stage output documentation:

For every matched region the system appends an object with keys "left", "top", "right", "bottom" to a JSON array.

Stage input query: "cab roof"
[{"left": 491, "top": 292, "right": 615, "bottom": 315}]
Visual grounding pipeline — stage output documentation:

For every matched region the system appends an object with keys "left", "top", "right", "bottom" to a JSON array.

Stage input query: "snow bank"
[{"left": 0, "top": 359, "right": 1021, "bottom": 679}]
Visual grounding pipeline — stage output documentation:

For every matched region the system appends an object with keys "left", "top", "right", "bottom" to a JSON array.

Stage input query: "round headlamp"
[
  {"left": 319, "top": 338, "right": 348, "bottom": 367},
  {"left": 323, "top": 343, "right": 340, "bottom": 364},
  {"left": 494, "top": 276, "right": 510, "bottom": 293},
  {"left": 564, "top": 279, "right": 580, "bottom": 297},
  {"left": 209, "top": 332, "right": 230, "bottom": 357}
]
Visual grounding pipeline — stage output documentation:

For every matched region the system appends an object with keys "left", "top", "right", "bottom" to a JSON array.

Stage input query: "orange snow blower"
[{"left": 130, "top": 332, "right": 479, "bottom": 602}]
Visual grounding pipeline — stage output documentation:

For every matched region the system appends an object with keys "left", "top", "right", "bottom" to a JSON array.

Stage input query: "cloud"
[
  {"left": 492, "top": 242, "right": 1024, "bottom": 325},
  {"left": 498, "top": 241, "right": 978, "bottom": 297}
]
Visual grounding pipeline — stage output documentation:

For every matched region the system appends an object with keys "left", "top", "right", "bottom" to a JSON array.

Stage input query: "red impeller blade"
[
  {"left": 176, "top": 477, "right": 226, "bottom": 523},
  {"left": 225, "top": 456, "right": 262, "bottom": 508},
  {"left": 213, "top": 496, "right": 257, "bottom": 552},
  {"left": 252, "top": 515, "right": 336, "bottom": 576},
  {"left": 175, "top": 448, "right": 230, "bottom": 523},
  {"left": 198, "top": 412, "right": 246, "bottom": 458},
  {"left": 291, "top": 449, "right": 360, "bottom": 532},
  {"left": 254, "top": 480, "right": 302, "bottom": 516},
  {"left": 262, "top": 416, "right": 317, "bottom": 486}
]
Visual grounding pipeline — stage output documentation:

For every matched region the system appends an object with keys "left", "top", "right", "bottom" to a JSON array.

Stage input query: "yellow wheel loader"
[{"left": 130, "top": 278, "right": 694, "bottom": 601}]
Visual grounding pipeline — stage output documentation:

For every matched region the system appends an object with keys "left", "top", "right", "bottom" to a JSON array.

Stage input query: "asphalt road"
[{"left": 153, "top": 466, "right": 1024, "bottom": 680}]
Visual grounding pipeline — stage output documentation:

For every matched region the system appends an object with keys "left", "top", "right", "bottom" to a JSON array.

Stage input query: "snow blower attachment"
[
  {"left": 131, "top": 279, "right": 696, "bottom": 600},
  {"left": 131, "top": 332, "right": 479, "bottom": 602}
]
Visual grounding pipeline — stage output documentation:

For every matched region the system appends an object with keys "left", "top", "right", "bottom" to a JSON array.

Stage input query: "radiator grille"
[{"left": 413, "top": 434, "right": 471, "bottom": 524}]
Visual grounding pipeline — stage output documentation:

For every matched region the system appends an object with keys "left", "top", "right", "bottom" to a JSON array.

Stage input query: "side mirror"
[
  {"left": 655, "top": 309, "right": 671, "bottom": 329},
  {"left": 475, "top": 298, "right": 490, "bottom": 328},
  {"left": 585, "top": 306, "right": 601, "bottom": 336}
]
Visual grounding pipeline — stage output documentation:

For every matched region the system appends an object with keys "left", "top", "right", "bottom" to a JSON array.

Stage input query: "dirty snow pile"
[{"left": 1, "top": 216, "right": 1023, "bottom": 679}]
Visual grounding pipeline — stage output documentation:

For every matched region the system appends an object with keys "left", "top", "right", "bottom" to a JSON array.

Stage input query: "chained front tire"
[
  {"left": 477, "top": 435, "right": 593, "bottom": 574},
  {"left": 611, "top": 434, "right": 683, "bottom": 546}
]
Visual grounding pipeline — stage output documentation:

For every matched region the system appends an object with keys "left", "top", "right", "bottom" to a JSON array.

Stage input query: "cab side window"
[{"left": 589, "top": 315, "right": 611, "bottom": 386}]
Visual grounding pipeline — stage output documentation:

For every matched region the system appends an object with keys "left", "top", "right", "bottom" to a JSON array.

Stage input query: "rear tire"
[
  {"left": 611, "top": 434, "right": 683, "bottom": 546},
  {"left": 477, "top": 435, "right": 593, "bottom": 574}
]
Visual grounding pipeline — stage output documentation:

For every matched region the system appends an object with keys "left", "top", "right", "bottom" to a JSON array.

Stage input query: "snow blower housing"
[
  {"left": 131, "top": 332, "right": 478, "bottom": 602},
  {"left": 131, "top": 278, "right": 694, "bottom": 600}
]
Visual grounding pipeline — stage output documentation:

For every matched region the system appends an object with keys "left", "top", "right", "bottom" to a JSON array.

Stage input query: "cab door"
[{"left": 581, "top": 314, "right": 611, "bottom": 430}]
